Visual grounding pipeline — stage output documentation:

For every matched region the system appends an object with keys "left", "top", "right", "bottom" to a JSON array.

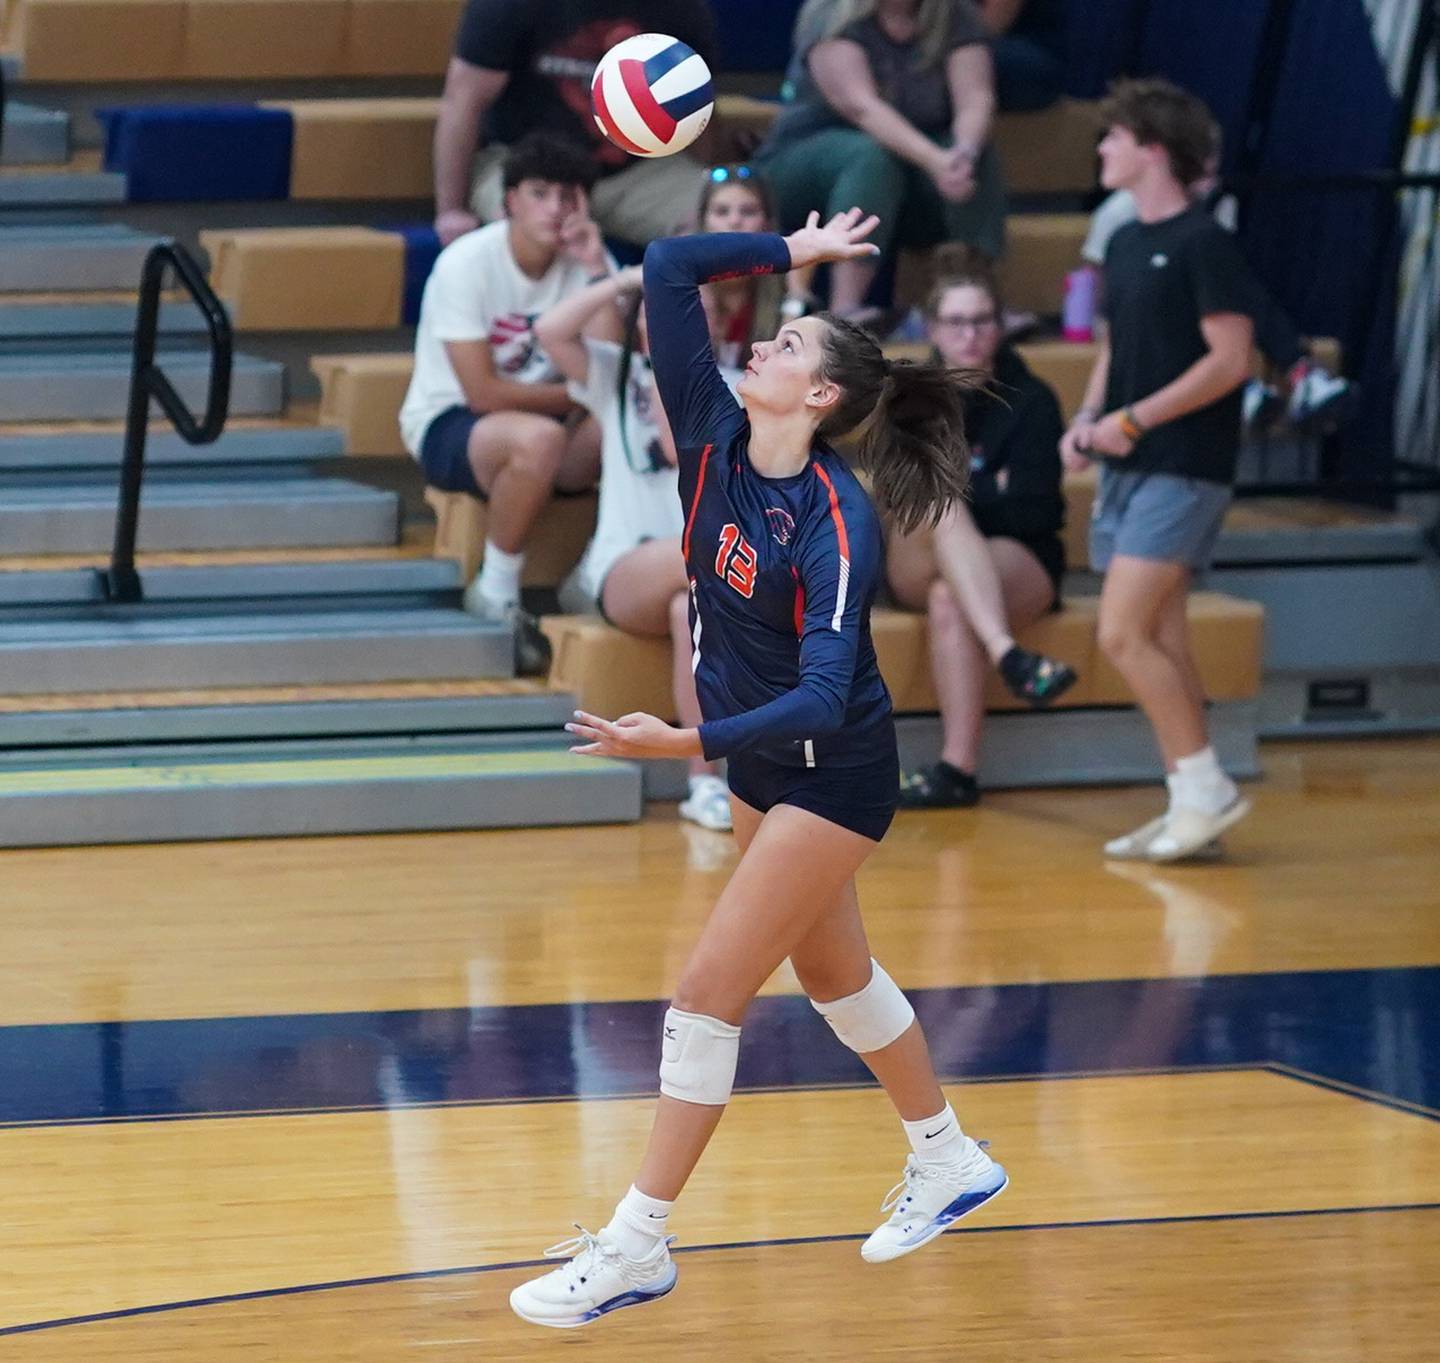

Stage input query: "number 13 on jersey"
[{"left": 715, "top": 523, "right": 758, "bottom": 598}]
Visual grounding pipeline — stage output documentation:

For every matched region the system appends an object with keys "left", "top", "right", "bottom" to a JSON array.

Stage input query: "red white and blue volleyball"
[{"left": 591, "top": 33, "right": 715, "bottom": 159}]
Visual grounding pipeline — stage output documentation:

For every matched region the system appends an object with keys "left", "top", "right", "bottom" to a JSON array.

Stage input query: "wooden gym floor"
[{"left": 2, "top": 736, "right": 1438, "bottom": 1359}]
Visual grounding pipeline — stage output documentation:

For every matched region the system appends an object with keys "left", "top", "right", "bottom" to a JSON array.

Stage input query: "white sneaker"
[
  {"left": 860, "top": 1142, "right": 1008, "bottom": 1264},
  {"left": 678, "top": 774, "right": 733, "bottom": 832},
  {"left": 509, "top": 1226, "right": 677, "bottom": 1329},
  {"left": 1146, "top": 796, "right": 1252, "bottom": 863},
  {"left": 1104, "top": 814, "right": 1170, "bottom": 860},
  {"left": 1288, "top": 366, "right": 1358, "bottom": 431}
]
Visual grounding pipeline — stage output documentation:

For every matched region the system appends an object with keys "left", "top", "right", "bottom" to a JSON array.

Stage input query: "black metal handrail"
[{"left": 102, "top": 241, "right": 232, "bottom": 603}]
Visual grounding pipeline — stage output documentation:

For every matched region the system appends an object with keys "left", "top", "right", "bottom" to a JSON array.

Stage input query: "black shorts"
[
  {"left": 418, "top": 405, "right": 484, "bottom": 498},
  {"left": 727, "top": 736, "right": 901, "bottom": 843}
]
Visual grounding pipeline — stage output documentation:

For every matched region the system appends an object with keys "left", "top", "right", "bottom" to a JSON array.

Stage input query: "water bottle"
[{"left": 1062, "top": 266, "right": 1099, "bottom": 343}]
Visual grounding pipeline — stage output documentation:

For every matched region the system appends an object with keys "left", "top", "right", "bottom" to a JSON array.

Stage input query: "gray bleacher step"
[
  {"left": 1213, "top": 513, "right": 1426, "bottom": 566},
  {"left": 0, "top": 423, "right": 346, "bottom": 471},
  {"left": 0, "top": 683, "right": 567, "bottom": 747},
  {"left": 0, "top": 350, "right": 284, "bottom": 421},
  {"left": 0, "top": 740, "right": 642, "bottom": 847},
  {"left": 0, "top": 556, "right": 459, "bottom": 607},
  {"left": 0, "top": 101, "right": 70, "bottom": 165},
  {"left": 0, "top": 607, "right": 514, "bottom": 693},
  {"left": 0, "top": 224, "right": 167, "bottom": 293},
  {"left": 0, "top": 165, "right": 126, "bottom": 206},
  {"left": 0, "top": 477, "right": 399, "bottom": 553},
  {"left": 0, "top": 295, "right": 209, "bottom": 340}
]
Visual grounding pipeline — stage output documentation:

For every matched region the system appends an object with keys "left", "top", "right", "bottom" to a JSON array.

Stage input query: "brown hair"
[
  {"left": 1099, "top": 78, "right": 1220, "bottom": 189},
  {"left": 923, "top": 247, "right": 1004, "bottom": 320},
  {"left": 695, "top": 165, "right": 776, "bottom": 227},
  {"left": 815, "top": 314, "right": 974, "bottom": 535}
]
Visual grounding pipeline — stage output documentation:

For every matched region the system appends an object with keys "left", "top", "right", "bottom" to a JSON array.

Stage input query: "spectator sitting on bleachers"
[
  {"left": 756, "top": 0, "right": 1006, "bottom": 323},
  {"left": 1061, "top": 78, "right": 1255, "bottom": 863},
  {"left": 535, "top": 265, "right": 740, "bottom": 832},
  {"left": 695, "top": 165, "right": 818, "bottom": 363},
  {"left": 399, "top": 134, "right": 608, "bottom": 674},
  {"left": 433, "top": 0, "right": 716, "bottom": 248},
  {"left": 1081, "top": 138, "right": 1356, "bottom": 435},
  {"left": 888, "top": 263, "right": 1075, "bottom": 807},
  {"left": 976, "top": 0, "right": 1067, "bottom": 112}
]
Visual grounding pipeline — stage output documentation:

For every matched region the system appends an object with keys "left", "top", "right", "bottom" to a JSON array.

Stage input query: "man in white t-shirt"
[{"left": 400, "top": 133, "right": 610, "bottom": 669}]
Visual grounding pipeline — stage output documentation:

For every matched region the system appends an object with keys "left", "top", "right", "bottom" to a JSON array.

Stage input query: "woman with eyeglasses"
[
  {"left": 755, "top": 0, "right": 1006, "bottom": 323},
  {"left": 888, "top": 265, "right": 1075, "bottom": 809}
]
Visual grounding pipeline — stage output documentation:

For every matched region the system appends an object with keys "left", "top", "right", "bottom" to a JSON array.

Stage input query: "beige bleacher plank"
[
  {"left": 266, "top": 97, "right": 438, "bottom": 201},
  {"left": 5, "top": 0, "right": 184, "bottom": 81},
  {"left": 425, "top": 486, "right": 596, "bottom": 585},
  {"left": 202, "top": 226, "right": 405, "bottom": 330},
  {"left": 344, "top": 0, "right": 461, "bottom": 77},
  {"left": 184, "top": 0, "right": 348, "bottom": 79},
  {"left": 994, "top": 97, "right": 1101, "bottom": 196},
  {"left": 542, "top": 592, "right": 1264, "bottom": 722},
  {"left": 311, "top": 350, "right": 413, "bottom": 454}
]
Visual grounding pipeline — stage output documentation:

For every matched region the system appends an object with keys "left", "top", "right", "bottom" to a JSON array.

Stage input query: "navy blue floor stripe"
[
  {"left": 3, "top": 1201, "right": 1436, "bottom": 1339},
  {"left": 1, "top": 967, "right": 1436, "bottom": 1126}
]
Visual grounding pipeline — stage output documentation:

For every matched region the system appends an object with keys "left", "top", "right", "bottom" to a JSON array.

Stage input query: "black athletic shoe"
[
  {"left": 899, "top": 762, "right": 980, "bottom": 809},
  {"left": 998, "top": 646, "right": 1077, "bottom": 708}
]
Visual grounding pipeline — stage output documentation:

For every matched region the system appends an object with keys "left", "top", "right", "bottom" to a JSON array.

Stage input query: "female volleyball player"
[{"left": 510, "top": 210, "right": 1008, "bottom": 1329}]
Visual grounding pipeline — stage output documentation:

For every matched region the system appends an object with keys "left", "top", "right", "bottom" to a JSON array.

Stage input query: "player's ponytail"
[{"left": 815, "top": 314, "right": 975, "bottom": 535}]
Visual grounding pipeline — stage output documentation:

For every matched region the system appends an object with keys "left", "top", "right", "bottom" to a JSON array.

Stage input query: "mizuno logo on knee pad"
[{"left": 658, "top": 1006, "right": 741, "bottom": 1106}]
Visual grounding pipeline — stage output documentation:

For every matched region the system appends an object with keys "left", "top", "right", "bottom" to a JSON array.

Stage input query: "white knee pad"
[
  {"left": 658, "top": 1007, "right": 741, "bottom": 1106},
  {"left": 812, "top": 959, "right": 915, "bottom": 1053}
]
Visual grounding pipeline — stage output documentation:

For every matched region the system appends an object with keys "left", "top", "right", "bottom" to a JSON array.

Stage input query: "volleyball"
[{"left": 591, "top": 33, "right": 715, "bottom": 159}]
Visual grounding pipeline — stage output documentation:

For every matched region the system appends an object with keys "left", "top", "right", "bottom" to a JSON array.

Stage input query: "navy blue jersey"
[{"left": 643, "top": 232, "right": 894, "bottom": 769}]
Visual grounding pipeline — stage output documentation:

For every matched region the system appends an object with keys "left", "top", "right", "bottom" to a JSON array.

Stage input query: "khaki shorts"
[{"left": 471, "top": 146, "right": 705, "bottom": 244}]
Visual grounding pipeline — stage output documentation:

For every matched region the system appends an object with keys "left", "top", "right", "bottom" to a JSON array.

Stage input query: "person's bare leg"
[
  {"left": 830, "top": 257, "right": 879, "bottom": 315},
  {"left": 554, "top": 414, "right": 602, "bottom": 494},
  {"left": 466, "top": 412, "right": 569, "bottom": 555},
  {"left": 928, "top": 505, "right": 1018, "bottom": 664},
  {"left": 928, "top": 538, "right": 1056, "bottom": 772},
  {"left": 632, "top": 803, "right": 880, "bottom": 1199},
  {"left": 786, "top": 876, "right": 946, "bottom": 1119},
  {"left": 1097, "top": 555, "right": 1207, "bottom": 767},
  {"left": 1152, "top": 572, "right": 1207, "bottom": 722}
]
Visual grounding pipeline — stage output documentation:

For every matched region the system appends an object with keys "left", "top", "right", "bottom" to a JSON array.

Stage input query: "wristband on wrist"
[
  {"left": 1118, "top": 405, "right": 1147, "bottom": 442},
  {"left": 1074, "top": 407, "right": 1101, "bottom": 425}
]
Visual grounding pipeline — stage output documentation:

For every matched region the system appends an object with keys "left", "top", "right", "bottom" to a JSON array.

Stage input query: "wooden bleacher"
[
  {"left": 1, "top": 0, "right": 461, "bottom": 81},
  {"left": 539, "top": 594, "right": 1265, "bottom": 723}
]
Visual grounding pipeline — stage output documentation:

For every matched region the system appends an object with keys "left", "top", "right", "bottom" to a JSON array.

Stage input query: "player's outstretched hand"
[
  {"left": 784, "top": 208, "right": 883, "bottom": 271},
  {"left": 566, "top": 710, "right": 702, "bottom": 760}
]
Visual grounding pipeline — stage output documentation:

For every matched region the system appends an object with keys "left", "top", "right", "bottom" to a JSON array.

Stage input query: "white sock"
[
  {"left": 603, "top": 1184, "right": 672, "bottom": 1260},
  {"left": 1171, "top": 746, "right": 1237, "bottom": 816},
  {"left": 476, "top": 542, "right": 523, "bottom": 613},
  {"left": 902, "top": 1102, "right": 968, "bottom": 1169}
]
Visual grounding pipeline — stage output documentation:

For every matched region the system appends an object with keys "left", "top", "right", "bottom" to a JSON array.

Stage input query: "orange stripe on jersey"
[
  {"left": 681, "top": 444, "right": 713, "bottom": 564},
  {"left": 791, "top": 566, "right": 805, "bottom": 636},
  {"left": 811, "top": 463, "right": 851, "bottom": 631}
]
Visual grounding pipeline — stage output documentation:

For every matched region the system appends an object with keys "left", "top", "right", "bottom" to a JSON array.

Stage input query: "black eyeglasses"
[{"left": 707, "top": 165, "right": 755, "bottom": 183}]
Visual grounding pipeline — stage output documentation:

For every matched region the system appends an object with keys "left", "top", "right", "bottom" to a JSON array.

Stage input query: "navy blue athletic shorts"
[
  {"left": 727, "top": 734, "right": 900, "bottom": 843},
  {"left": 418, "top": 405, "right": 485, "bottom": 498}
]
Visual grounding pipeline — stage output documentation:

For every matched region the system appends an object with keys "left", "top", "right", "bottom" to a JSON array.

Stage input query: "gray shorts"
[{"left": 1089, "top": 466, "right": 1233, "bottom": 573}]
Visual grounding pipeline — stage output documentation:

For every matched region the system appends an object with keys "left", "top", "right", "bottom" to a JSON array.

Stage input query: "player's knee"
[
  {"left": 810, "top": 958, "right": 915, "bottom": 1054},
  {"left": 657, "top": 1006, "right": 741, "bottom": 1106},
  {"left": 511, "top": 420, "right": 567, "bottom": 480},
  {"left": 1097, "top": 612, "right": 1142, "bottom": 663},
  {"left": 926, "top": 575, "right": 958, "bottom": 624}
]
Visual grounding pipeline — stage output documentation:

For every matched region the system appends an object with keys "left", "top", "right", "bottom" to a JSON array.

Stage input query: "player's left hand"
[
  {"left": 1086, "top": 411, "right": 1137, "bottom": 458},
  {"left": 566, "top": 710, "right": 701, "bottom": 760}
]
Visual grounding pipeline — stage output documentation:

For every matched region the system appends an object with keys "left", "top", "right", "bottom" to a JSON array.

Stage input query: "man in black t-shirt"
[
  {"left": 434, "top": 0, "right": 716, "bottom": 247},
  {"left": 1060, "top": 78, "right": 1255, "bottom": 864}
]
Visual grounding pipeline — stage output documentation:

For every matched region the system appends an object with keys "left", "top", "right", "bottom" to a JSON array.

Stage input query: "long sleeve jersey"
[{"left": 643, "top": 232, "right": 893, "bottom": 768}]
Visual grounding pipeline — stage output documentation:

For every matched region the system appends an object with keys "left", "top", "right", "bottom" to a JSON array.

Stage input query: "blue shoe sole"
[
  {"left": 897, "top": 1167, "right": 1009, "bottom": 1255},
  {"left": 512, "top": 1264, "right": 678, "bottom": 1330}
]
